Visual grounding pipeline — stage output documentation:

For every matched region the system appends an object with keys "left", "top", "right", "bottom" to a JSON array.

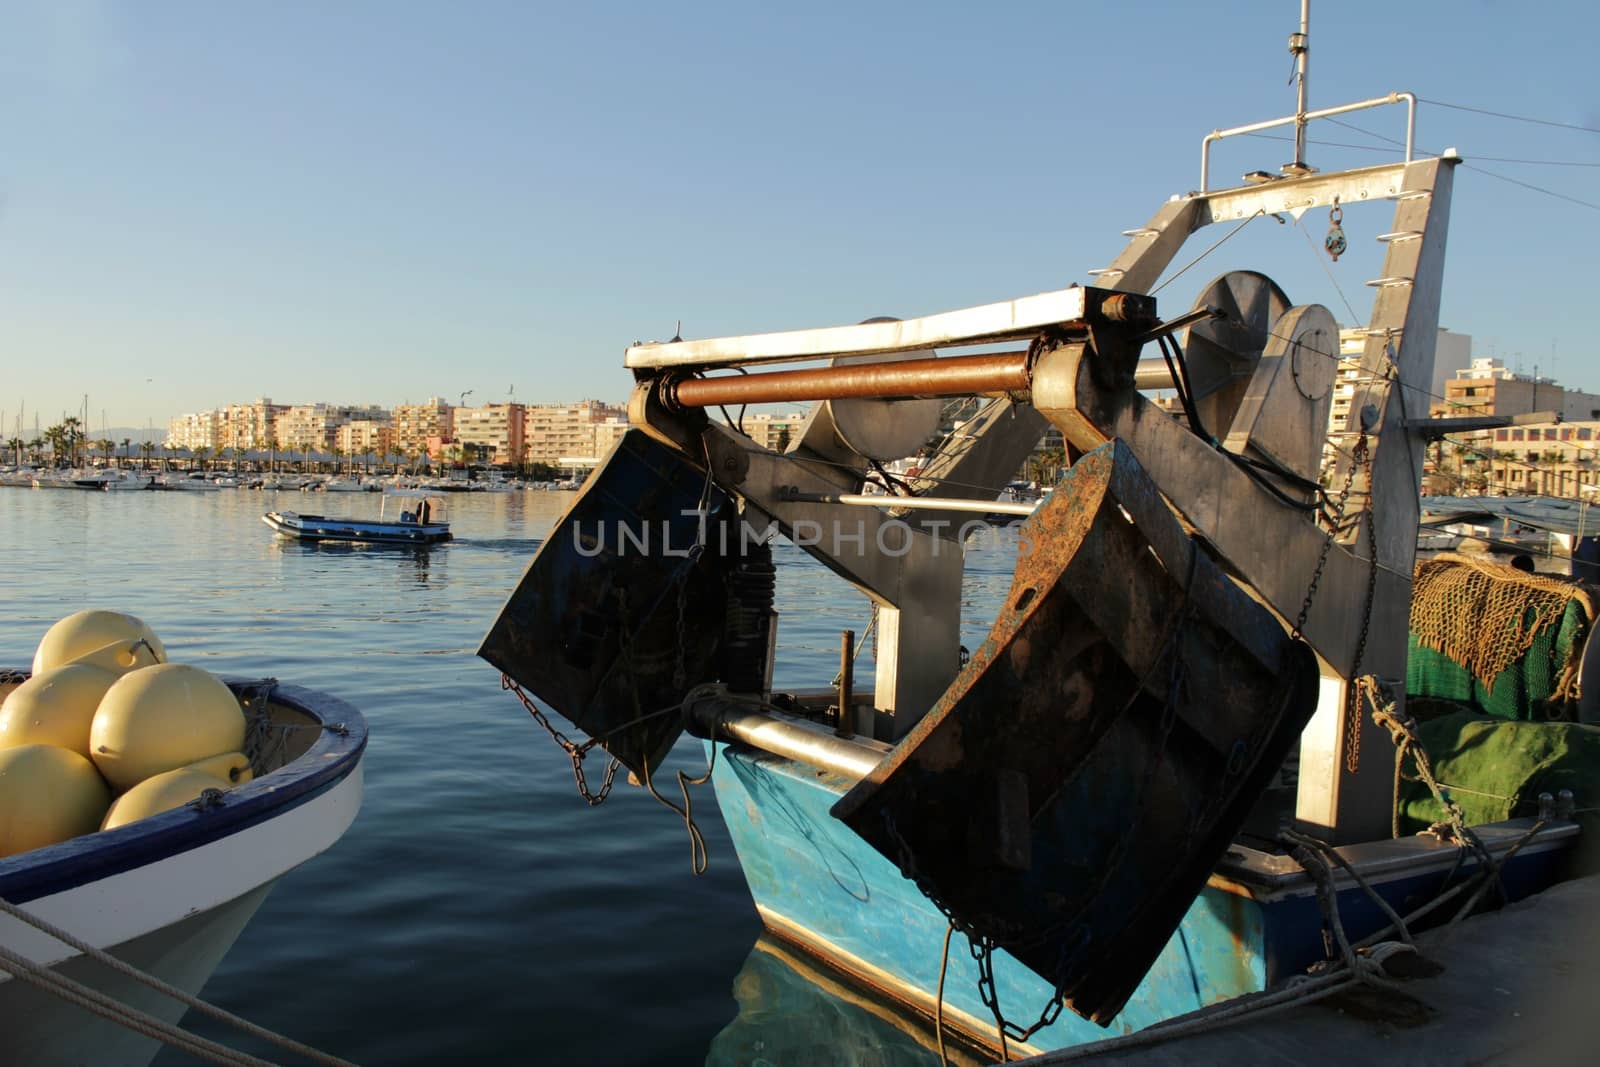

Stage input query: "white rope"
[{"left": 0, "top": 895, "right": 359, "bottom": 1067}]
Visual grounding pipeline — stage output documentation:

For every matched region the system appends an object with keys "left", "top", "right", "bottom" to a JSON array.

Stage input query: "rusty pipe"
[{"left": 667, "top": 351, "right": 1032, "bottom": 409}]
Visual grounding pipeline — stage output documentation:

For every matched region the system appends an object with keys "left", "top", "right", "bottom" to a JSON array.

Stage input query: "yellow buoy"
[
  {"left": 0, "top": 663, "right": 120, "bottom": 758},
  {"left": 101, "top": 752, "right": 254, "bottom": 830},
  {"left": 0, "top": 744, "right": 112, "bottom": 858},
  {"left": 90, "top": 664, "right": 246, "bottom": 791},
  {"left": 33, "top": 611, "right": 167, "bottom": 675},
  {"left": 68, "top": 637, "right": 164, "bottom": 678}
]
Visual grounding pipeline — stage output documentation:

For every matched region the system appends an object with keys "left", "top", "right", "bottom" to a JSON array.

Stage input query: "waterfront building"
[
  {"left": 335, "top": 418, "right": 396, "bottom": 463},
  {"left": 453, "top": 402, "right": 526, "bottom": 466},
  {"left": 166, "top": 410, "right": 221, "bottom": 452},
  {"left": 394, "top": 398, "right": 453, "bottom": 457},
  {"left": 524, "top": 401, "right": 627, "bottom": 466},
  {"left": 223, "top": 398, "right": 288, "bottom": 452},
  {"left": 591, "top": 415, "right": 630, "bottom": 461},
  {"left": 276, "top": 403, "right": 388, "bottom": 453}
]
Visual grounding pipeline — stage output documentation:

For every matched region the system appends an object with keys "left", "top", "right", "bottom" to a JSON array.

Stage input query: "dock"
[{"left": 1035, "top": 874, "right": 1600, "bottom": 1065}]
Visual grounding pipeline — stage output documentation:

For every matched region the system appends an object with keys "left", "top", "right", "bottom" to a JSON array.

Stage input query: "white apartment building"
[
  {"left": 166, "top": 411, "right": 221, "bottom": 451},
  {"left": 275, "top": 404, "right": 387, "bottom": 453},
  {"left": 525, "top": 401, "right": 627, "bottom": 466}
]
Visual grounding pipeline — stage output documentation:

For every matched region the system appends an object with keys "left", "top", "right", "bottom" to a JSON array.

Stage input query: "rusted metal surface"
[
  {"left": 832, "top": 440, "right": 1320, "bottom": 1026},
  {"left": 477, "top": 430, "right": 731, "bottom": 778},
  {"left": 667, "top": 351, "right": 1032, "bottom": 409}
]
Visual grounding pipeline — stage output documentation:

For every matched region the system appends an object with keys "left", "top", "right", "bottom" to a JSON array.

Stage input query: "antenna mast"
[{"left": 1289, "top": 0, "right": 1311, "bottom": 173}]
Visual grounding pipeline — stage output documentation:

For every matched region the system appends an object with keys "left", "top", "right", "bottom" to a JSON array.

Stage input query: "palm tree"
[
  {"left": 192, "top": 446, "right": 211, "bottom": 473},
  {"left": 44, "top": 425, "right": 65, "bottom": 468},
  {"left": 6, "top": 437, "right": 22, "bottom": 466},
  {"left": 119, "top": 438, "right": 132, "bottom": 470},
  {"left": 27, "top": 437, "right": 44, "bottom": 465}
]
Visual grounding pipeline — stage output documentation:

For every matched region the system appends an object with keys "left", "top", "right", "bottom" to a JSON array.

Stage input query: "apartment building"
[
  {"left": 335, "top": 418, "right": 396, "bottom": 459},
  {"left": 591, "top": 415, "right": 630, "bottom": 461},
  {"left": 1486, "top": 420, "right": 1600, "bottom": 498},
  {"left": 166, "top": 411, "right": 221, "bottom": 451},
  {"left": 393, "top": 398, "right": 453, "bottom": 456},
  {"left": 737, "top": 412, "right": 807, "bottom": 453},
  {"left": 215, "top": 398, "right": 288, "bottom": 452},
  {"left": 275, "top": 404, "right": 388, "bottom": 452},
  {"left": 524, "top": 401, "right": 627, "bottom": 466},
  {"left": 453, "top": 403, "right": 527, "bottom": 466}
]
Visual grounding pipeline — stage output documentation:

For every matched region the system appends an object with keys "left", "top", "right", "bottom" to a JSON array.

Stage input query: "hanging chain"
[
  {"left": 1293, "top": 433, "right": 1368, "bottom": 640},
  {"left": 501, "top": 674, "right": 620, "bottom": 806},
  {"left": 1344, "top": 508, "right": 1381, "bottom": 774},
  {"left": 888, "top": 553, "right": 1204, "bottom": 1046},
  {"left": 1289, "top": 433, "right": 1374, "bottom": 773}
]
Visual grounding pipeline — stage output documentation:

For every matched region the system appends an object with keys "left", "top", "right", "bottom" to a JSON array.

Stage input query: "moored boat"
[
  {"left": 0, "top": 670, "right": 367, "bottom": 1067},
  {"left": 476, "top": 5, "right": 1600, "bottom": 1059}
]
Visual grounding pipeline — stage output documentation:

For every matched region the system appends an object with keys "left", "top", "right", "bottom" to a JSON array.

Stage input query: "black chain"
[
  {"left": 1293, "top": 433, "right": 1368, "bottom": 640},
  {"left": 889, "top": 551, "right": 1206, "bottom": 1044},
  {"left": 501, "top": 674, "right": 620, "bottom": 806},
  {"left": 885, "top": 809, "right": 1072, "bottom": 1043}
]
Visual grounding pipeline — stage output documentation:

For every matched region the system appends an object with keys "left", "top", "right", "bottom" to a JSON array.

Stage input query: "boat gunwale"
[
  {"left": 0, "top": 675, "right": 368, "bottom": 905},
  {"left": 709, "top": 734, "right": 1579, "bottom": 902}
]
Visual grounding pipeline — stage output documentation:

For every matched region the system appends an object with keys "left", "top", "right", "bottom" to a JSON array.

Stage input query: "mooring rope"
[
  {"left": 0, "top": 940, "right": 272, "bottom": 1067},
  {"left": 0, "top": 896, "right": 359, "bottom": 1067}
]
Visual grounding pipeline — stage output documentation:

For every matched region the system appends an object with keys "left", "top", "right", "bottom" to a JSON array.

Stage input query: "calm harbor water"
[{"left": 0, "top": 485, "right": 1020, "bottom": 1065}]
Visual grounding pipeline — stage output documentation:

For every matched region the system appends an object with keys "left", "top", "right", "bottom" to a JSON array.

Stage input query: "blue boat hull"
[
  {"left": 710, "top": 743, "right": 1265, "bottom": 1055},
  {"left": 709, "top": 740, "right": 1572, "bottom": 1056}
]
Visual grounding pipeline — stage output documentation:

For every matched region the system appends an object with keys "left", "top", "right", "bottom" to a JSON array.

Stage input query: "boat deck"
[{"left": 1055, "top": 873, "right": 1600, "bottom": 1065}]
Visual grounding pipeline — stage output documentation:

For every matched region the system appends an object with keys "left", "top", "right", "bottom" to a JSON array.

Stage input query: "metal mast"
[{"left": 1289, "top": 0, "right": 1311, "bottom": 172}]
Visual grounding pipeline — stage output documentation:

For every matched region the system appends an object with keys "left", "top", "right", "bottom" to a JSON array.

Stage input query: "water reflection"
[
  {"left": 267, "top": 538, "right": 443, "bottom": 585},
  {"left": 707, "top": 934, "right": 994, "bottom": 1067}
]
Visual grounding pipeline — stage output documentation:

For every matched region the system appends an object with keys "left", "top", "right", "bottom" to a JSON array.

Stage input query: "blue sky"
[{"left": 2, "top": 0, "right": 1597, "bottom": 435}]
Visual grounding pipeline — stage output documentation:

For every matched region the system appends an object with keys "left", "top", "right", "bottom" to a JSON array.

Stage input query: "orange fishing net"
[{"left": 1411, "top": 553, "right": 1593, "bottom": 699}]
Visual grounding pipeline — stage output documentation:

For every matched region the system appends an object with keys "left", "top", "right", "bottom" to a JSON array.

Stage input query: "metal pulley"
[{"left": 1325, "top": 200, "right": 1347, "bottom": 261}]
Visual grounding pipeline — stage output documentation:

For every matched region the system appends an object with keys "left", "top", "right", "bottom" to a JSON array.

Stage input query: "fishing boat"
[
  {"left": 262, "top": 490, "right": 451, "bottom": 545},
  {"left": 479, "top": 7, "right": 1600, "bottom": 1059},
  {"left": 0, "top": 671, "right": 367, "bottom": 1067}
]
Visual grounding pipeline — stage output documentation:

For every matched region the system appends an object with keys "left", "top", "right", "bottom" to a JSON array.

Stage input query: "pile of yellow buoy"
[{"left": 0, "top": 611, "right": 255, "bottom": 859}]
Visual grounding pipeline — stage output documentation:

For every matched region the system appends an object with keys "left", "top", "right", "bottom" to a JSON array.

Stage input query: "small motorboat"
[
  {"left": 0, "top": 670, "right": 367, "bottom": 1067},
  {"left": 262, "top": 489, "right": 451, "bottom": 545}
]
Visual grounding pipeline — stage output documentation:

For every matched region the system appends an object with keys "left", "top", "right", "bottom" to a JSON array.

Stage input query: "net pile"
[{"left": 1412, "top": 555, "right": 1592, "bottom": 693}]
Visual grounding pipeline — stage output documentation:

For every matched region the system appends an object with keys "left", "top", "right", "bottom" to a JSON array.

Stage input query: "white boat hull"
[
  {"left": 0, "top": 677, "right": 367, "bottom": 1067},
  {"left": 0, "top": 886, "right": 272, "bottom": 1067}
]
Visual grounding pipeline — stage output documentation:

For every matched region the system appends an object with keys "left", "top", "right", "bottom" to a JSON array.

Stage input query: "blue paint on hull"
[
  {"left": 709, "top": 742, "right": 1266, "bottom": 1051},
  {"left": 710, "top": 740, "right": 1572, "bottom": 1053}
]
